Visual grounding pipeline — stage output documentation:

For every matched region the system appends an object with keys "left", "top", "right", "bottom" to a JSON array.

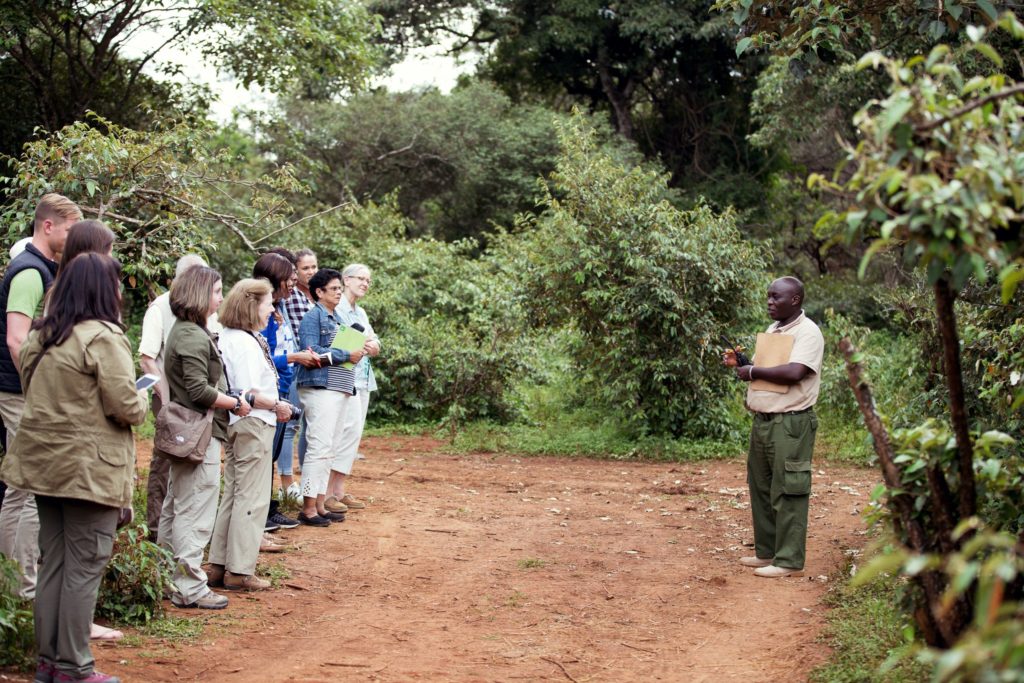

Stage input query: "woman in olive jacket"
[{"left": 0, "top": 253, "right": 147, "bottom": 683}]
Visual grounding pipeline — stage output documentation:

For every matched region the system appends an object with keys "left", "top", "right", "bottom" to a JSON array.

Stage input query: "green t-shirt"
[{"left": 6, "top": 269, "right": 45, "bottom": 318}]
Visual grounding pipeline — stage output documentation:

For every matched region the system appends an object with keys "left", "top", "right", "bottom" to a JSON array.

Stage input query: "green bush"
[
  {"left": 516, "top": 112, "right": 767, "bottom": 438},
  {"left": 285, "top": 198, "right": 534, "bottom": 428},
  {"left": 0, "top": 557, "right": 34, "bottom": 670},
  {"left": 812, "top": 562, "right": 928, "bottom": 683},
  {"left": 96, "top": 524, "right": 173, "bottom": 626}
]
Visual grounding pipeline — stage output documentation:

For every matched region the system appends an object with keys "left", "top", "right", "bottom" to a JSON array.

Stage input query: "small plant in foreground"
[
  {"left": 0, "top": 557, "right": 34, "bottom": 670},
  {"left": 256, "top": 561, "right": 291, "bottom": 588},
  {"left": 97, "top": 524, "right": 173, "bottom": 626},
  {"left": 517, "top": 558, "right": 546, "bottom": 569}
]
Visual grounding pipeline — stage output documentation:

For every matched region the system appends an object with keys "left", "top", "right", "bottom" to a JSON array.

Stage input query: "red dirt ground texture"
[{"left": 9, "top": 435, "right": 878, "bottom": 682}]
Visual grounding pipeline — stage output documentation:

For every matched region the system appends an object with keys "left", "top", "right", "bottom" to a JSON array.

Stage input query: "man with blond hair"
[
  {"left": 138, "top": 254, "right": 208, "bottom": 542},
  {"left": 0, "top": 193, "right": 81, "bottom": 599}
]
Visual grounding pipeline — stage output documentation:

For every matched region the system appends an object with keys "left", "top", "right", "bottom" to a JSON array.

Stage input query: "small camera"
[
  {"left": 227, "top": 389, "right": 257, "bottom": 406},
  {"left": 287, "top": 404, "right": 303, "bottom": 421}
]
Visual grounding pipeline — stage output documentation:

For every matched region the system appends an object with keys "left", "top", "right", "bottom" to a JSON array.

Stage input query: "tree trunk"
[
  {"left": 841, "top": 338, "right": 972, "bottom": 647},
  {"left": 596, "top": 43, "right": 635, "bottom": 140},
  {"left": 933, "top": 276, "right": 977, "bottom": 519}
]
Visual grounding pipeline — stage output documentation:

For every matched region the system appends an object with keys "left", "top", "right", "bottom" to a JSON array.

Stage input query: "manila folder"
[{"left": 750, "top": 332, "right": 795, "bottom": 394}]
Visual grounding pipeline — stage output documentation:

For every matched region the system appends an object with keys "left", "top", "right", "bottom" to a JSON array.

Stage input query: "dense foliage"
[
  {"left": 0, "top": 0, "right": 1022, "bottom": 676},
  {"left": 518, "top": 115, "right": 766, "bottom": 437},
  {"left": 283, "top": 199, "right": 532, "bottom": 429},
  {"left": 0, "top": 0, "right": 381, "bottom": 139},
  {"left": 259, "top": 81, "right": 562, "bottom": 241}
]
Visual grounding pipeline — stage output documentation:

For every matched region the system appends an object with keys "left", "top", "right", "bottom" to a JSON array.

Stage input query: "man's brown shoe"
[
  {"left": 324, "top": 496, "right": 348, "bottom": 513},
  {"left": 259, "top": 534, "right": 285, "bottom": 553},
  {"left": 205, "top": 563, "right": 225, "bottom": 588},
  {"left": 739, "top": 556, "right": 774, "bottom": 568},
  {"left": 754, "top": 565, "right": 804, "bottom": 578},
  {"left": 339, "top": 493, "right": 366, "bottom": 510},
  {"left": 224, "top": 572, "right": 271, "bottom": 591}
]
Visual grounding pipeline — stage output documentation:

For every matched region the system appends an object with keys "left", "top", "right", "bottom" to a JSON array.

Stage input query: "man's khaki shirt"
[{"left": 746, "top": 311, "right": 824, "bottom": 413}]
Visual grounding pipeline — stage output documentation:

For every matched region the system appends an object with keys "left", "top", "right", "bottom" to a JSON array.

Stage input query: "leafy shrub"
[
  {"left": 0, "top": 557, "right": 34, "bottom": 670},
  {"left": 516, "top": 113, "right": 767, "bottom": 438},
  {"left": 285, "top": 198, "right": 534, "bottom": 428},
  {"left": 96, "top": 524, "right": 173, "bottom": 626}
]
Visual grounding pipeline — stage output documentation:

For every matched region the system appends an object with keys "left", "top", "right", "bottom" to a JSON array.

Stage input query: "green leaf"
[
  {"left": 970, "top": 42, "right": 1004, "bottom": 67},
  {"left": 976, "top": 0, "right": 998, "bottom": 20},
  {"left": 999, "top": 264, "right": 1024, "bottom": 303},
  {"left": 736, "top": 37, "right": 753, "bottom": 57},
  {"left": 852, "top": 550, "right": 908, "bottom": 586}
]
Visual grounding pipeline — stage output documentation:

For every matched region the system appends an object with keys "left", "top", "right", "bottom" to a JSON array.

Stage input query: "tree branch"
[
  {"left": 915, "top": 83, "right": 1024, "bottom": 133},
  {"left": 251, "top": 203, "right": 350, "bottom": 245}
]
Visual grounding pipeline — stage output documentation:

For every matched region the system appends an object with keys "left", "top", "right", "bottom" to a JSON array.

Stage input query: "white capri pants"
[
  {"left": 298, "top": 387, "right": 345, "bottom": 498},
  {"left": 331, "top": 390, "right": 370, "bottom": 476}
]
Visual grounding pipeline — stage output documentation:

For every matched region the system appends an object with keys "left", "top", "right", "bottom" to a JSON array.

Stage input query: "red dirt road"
[{"left": 89, "top": 435, "right": 874, "bottom": 682}]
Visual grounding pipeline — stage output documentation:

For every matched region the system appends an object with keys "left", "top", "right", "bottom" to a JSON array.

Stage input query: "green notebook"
[{"left": 330, "top": 325, "right": 367, "bottom": 369}]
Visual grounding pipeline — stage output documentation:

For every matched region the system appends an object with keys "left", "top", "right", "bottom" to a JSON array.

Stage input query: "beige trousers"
[
  {"left": 159, "top": 437, "right": 223, "bottom": 604},
  {"left": 208, "top": 418, "right": 274, "bottom": 576},
  {"left": 0, "top": 391, "right": 38, "bottom": 599}
]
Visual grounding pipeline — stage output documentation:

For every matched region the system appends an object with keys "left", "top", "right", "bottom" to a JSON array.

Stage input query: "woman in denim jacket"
[{"left": 294, "top": 268, "right": 363, "bottom": 527}]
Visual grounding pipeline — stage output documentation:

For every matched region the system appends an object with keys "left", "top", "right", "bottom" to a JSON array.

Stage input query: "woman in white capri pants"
[
  {"left": 324, "top": 264, "right": 380, "bottom": 514},
  {"left": 294, "top": 269, "right": 363, "bottom": 527}
]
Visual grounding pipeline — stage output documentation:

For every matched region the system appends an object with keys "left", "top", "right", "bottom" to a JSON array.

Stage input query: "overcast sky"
[{"left": 129, "top": 33, "right": 475, "bottom": 123}]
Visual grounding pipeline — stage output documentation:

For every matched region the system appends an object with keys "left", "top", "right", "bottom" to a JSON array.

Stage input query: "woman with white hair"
[{"left": 323, "top": 263, "right": 380, "bottom": 514}]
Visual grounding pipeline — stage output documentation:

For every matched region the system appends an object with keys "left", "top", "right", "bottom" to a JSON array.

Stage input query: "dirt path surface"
[{"left": 92, "top": 436, "right": 874, "bottom": 682}]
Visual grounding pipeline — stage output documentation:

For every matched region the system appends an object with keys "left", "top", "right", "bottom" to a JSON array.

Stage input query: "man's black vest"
[{"left": 0, "top": 243, "right": 58, "bottom": 394}]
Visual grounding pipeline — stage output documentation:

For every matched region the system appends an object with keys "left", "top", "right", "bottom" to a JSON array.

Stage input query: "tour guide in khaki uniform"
[{"left": 725, "top": 276, "right": 824, "bottom": 578}]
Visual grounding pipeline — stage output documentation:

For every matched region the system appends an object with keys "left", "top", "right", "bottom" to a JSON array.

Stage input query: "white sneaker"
[
  {"left": 739, "top": 556, "right": 774, "bottom": 568},
  {"left": 286, "top": 482, "right": 301, "bottom": 501},
  {"left": 355, "top": 451, "right": 366, "bottom": 461},
  {"left": 754, "top": 565, "right": 804, "bottom": 578}
]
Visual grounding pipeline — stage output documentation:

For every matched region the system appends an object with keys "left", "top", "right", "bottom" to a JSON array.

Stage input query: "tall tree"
[
  {"left": 371, "top": 0, "right": 772, "bottom": 208},
  {"left": 256, "top": 81, "right": 563, "bottom": 241},
  {"left": 0, "top": 0, "right": 381, "bottom": 148}
]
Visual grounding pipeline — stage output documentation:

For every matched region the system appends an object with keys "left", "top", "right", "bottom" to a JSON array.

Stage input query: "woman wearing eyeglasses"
[
  {"left": 294, "top": 269, "right": 363, "bottom": 527},
  {"left": 323, "top": 264, "right": 380, "bottom": 515}
]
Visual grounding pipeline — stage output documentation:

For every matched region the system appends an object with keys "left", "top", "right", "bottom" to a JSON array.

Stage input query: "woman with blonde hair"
[
  {"left": 207, "top": 278, "right": 294, "bottom": 591},
  {"left": 160, "top": 266, "right": 250, "bottom": 610}
]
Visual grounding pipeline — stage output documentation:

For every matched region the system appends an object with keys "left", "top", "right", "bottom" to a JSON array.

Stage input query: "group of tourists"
[
  {"left": 0, "top": 194, "right": 380, "bottom": 683},
  {"left": 0, "top": 194, "right": 829, "bottom": 683}
]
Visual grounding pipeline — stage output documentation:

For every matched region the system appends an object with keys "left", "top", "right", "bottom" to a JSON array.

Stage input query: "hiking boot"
[
  {"left": 34, "top": 659, "right": 54, "bottom": 683},
  {"left": 298, "top": 511, "right": 331, "bottom": 527},
  {"left": 754, "top": 565, "right": 805, "bottom": 578},
  {"left": 172, "top": 590, "right": 229, "bottom": 609},
  {"left": 339, "top": 493, "right": 366, "bottom": 510},
  {"left": 260, "top": 533, "right": 285, "bottom": 553},
  {"left": 738, "top": 556, "right": 774, "bottom": 568},
  {"left": 54, "top": 671, "right": 121, "bottom": 683},
  {"left": 320, "top": 510, "right": 346, "bottom": 522},
  {"left": 224, "top": 572, "right": 271, "bottom": 591},
  {"left": 268, "top": 510, "right": 299, "bottom": 529},
  {"left": 323, "top": 495, "right": 348, "bottom": 513},
  {"left": 205, "top": 563, "right": 225, "bottom": 588}
]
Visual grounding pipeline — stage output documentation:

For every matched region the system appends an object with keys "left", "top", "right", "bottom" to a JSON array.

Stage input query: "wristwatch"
[{"left": 232, "top": 397, "right": 242, "bottom": 413}]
